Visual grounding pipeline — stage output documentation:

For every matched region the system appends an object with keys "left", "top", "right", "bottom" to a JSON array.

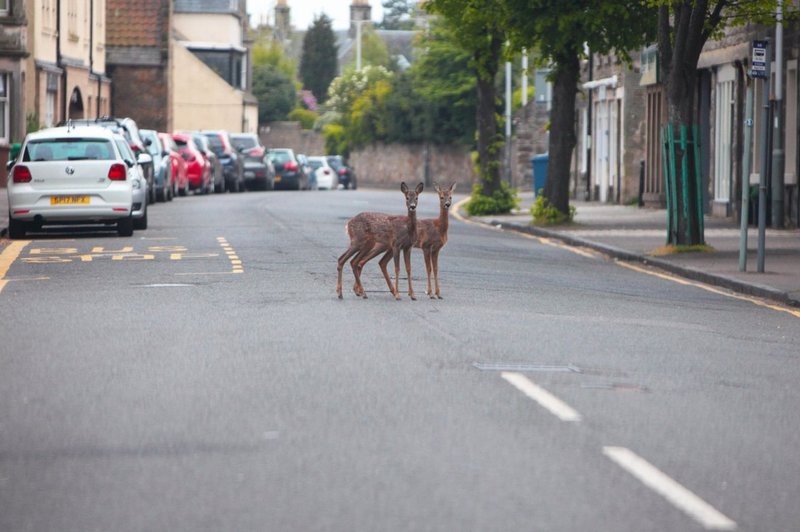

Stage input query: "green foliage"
[
  {"left": 251, "top": 39, "right": 296, "bottom": 80},
  {"left": 322, "top": 123, "right": 348, "bottom": 157},
  {"left": 377, "top": 0, "right": 416, "bottom": 30},
  {"left": 355, "top": 26, "right": 391, "bottom": 69},
  {"left": 464, "top": 182, "right": 520, "bottom": 216},
  {"left": 251, "top": 64, "right": 297, "bottom": 123},
  {"left": 26, "top": 113, "right": 40, "bottom": 134},
  {"left": 530, "top": 192, "right": 575, "bottom": 225},
  {"left": 299, "top": 15, "right": 338, "bottom": 104},
  {"left": 288, "top": 108, "right": 319, "bottom": 129}
]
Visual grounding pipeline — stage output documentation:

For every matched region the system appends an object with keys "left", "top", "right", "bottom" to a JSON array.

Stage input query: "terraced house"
[{"left": 106, "top": 0, "right": 257, "bottom": 133}]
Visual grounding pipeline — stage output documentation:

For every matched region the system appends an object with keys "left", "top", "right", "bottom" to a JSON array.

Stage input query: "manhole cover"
[{"left": 473, "top": 363, "right": 581, "bottom": 373}]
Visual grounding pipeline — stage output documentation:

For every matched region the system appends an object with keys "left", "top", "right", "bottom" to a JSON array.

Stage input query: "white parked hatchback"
[{"left": 6, "top": 125, "right": 138, "bottom": 238}]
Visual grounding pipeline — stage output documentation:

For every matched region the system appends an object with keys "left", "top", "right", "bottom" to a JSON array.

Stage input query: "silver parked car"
[
  {"left": 6, "top": 125, "right": 137, "bottom": 238},
  {"left": 230, "top": 133, "right": 274, "bottom": 191}
]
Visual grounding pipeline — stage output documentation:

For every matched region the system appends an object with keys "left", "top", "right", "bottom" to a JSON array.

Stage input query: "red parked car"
[
  {"left": 172, "top": 132, "right": 212, "bottom": 195},
  {"left": 159, "top": 132, "right": 189, "bottom": 198}
]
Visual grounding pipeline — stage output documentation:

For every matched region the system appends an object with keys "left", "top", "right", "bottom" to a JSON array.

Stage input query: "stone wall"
[
  {"left": 260, "top": 122, "right": 477, "bottom": 190},
  {"left": 349, "top": 142, "right": 477, "bottom": 190},
  {"left": 260, "top": 122, "right": 325, "bottom": 156}
]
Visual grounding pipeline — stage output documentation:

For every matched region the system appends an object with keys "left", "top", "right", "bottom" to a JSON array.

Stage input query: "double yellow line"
[{"left": 0, "top": 240, "right": 30, "bottom": 294}]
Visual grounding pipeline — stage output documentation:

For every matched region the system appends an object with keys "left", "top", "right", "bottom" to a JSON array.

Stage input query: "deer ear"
[
  {"left": 415, "top": 182, "right": 424, "bottom": 194},
  {"left": 401, "top": 182, "right": 408, "bottom": 193},
  {"left": 434, "top": 182, "right": 440, "bottom": 192},
  {"left": 449, "top": 183, "right": 456, "bottom": 193}
]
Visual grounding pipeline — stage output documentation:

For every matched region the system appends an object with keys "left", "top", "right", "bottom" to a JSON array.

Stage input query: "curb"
[{"left": 479, "top": 217, "right": 800, "bottom": 309}]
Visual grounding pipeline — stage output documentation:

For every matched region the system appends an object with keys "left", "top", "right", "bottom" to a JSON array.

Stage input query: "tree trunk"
[
  {"left": 475, "top": 35, "right": 502, "bottom": 196},
  {"left": 544, "top": 53, "right": 579, "bottom": 215}
]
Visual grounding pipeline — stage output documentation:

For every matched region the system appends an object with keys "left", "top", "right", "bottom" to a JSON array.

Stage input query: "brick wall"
[{"left": 108, "top": 65, "right": 169, "bottom": 131}]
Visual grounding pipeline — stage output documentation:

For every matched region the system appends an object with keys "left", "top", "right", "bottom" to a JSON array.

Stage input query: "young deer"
[
  {"left": 336, "top": 182, "right": 424, "bottom": 300},
  {"left": 415, "top": 183, "right": 456, "bottom": 299}
]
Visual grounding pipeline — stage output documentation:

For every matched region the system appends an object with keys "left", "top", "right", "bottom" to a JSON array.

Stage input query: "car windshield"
[
  {"left": 141, "top": 131, "right": 161, "bottom": 156},
  {"left": 308, "top": 159, "right": 324, "bottom": 170},
  {"left": 204, "top": 134, "right": 226, "bottom": 157},
  {"left": 23, "top": 138, "right": 115, "bottom": 161},
  {"left": 269, "top": 151, "right": 292, "bottom": 164},
  {"left": 327, "top": 157, "right": 343, "bottom": 170},
  {"left": 232, "top": 136, "right": 256, "bottom": 150}
]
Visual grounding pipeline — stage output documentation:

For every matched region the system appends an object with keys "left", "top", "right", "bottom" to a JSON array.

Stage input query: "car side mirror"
[
  {"left": 124, "top": 159, "right": 135, "bottom": 168},
  {"left": 6, "top": 160, "right": 14, "bottom": 171}
]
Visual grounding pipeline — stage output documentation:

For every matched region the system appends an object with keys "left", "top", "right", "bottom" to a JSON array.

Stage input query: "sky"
[{"left": 249, "top": 0, "right": 385, "bottom": 31}]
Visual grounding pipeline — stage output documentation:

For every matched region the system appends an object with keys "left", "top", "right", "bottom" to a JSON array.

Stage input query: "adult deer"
[
  {"left": 336, "top": 182, "right": 424, "bottom": 300},
  {"left": 415, "top": 183, "right": 455, "bottom": 299}
]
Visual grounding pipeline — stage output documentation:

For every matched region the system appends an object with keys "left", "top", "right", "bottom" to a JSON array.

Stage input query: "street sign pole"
[
  {"left": 753, "top": 39, "right": 771, "bottom": 272},
  {"left": 739, "top": 74, "right": 754, "bottom": 272}
]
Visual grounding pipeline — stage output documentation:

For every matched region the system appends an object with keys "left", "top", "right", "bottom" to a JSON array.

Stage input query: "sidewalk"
[{"left": 468, "top": 192, "right": 800, "bottom": 308}]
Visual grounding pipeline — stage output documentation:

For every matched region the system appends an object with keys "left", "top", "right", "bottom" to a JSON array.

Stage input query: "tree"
[
  {"left": 654, "top": 0, "right": 792, "bottom": 245},
  {"left": 425, "top": 0, "right": 509, "bottom": 212},
  {"left": 356, "top": 25, "right": 391, "bottom": 69},
  {"left": 502, "top": 0, "right": 656, "bottom": 221},
  {"left": 410, "top": 18, "right": 476, "bottom": 145},
  {"left": 299, "top": 15, "right": 338, "bottom": 104},
  {"left": 378, "top": 0, "right": 416, "bottom": 30},
  {"left": 251, "top": 65, "right": 297, "bottom": 123}
]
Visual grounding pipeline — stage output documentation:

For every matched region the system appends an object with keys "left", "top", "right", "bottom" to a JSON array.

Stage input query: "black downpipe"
[
  {"left": 57, "top": 0, "right": 66, "bottom": 121},
  {"left": 586, "top": 53, "right": 593, "bottom": 200}
]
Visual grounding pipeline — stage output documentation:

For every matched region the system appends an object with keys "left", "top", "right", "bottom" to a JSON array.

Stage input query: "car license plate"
[
  {"left": 244, "top": 171, "right": 254, "bottom": 178},
  {"left": 273, "top": 175, "right": 282, "bottom": 182},
  {"left": 51, "top": 195, "right": 90, "bottom": 205}
]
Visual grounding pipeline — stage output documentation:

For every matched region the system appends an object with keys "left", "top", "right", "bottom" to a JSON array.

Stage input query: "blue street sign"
[{"left": 751, "top": 40, "right": 768, "bottom": 79}]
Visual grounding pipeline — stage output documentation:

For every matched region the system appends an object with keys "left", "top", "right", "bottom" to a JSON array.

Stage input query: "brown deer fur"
[
  {"left": 336, "top": 182, "right": 424, "bottom": 300},
  {"left": 414, "top": 183, "right": 455, "bottom": 299}
]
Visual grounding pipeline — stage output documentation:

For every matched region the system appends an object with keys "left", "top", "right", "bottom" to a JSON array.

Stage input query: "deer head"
[
  {"left": 433, "top": 182, "right": 456, "bottom": 208},
  {"left": 401, "top": 181, "right": 425, "bottom": 212}
]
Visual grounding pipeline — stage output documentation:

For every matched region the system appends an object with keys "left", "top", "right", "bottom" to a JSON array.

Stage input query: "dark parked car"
[
  {"left": 192, "top": 133, "right": 225, "bottom": 193},
  {"left": 140, "top": 128, "right": 173, "bottom": 202},
  {"left": 230, "top": 133, "right": 275, "bottom": 191},
  {"left": 67, "top": 117, "right": 156, "bottom": 202},
  {"left": 327, "top": 155, "right": 356, "bottom": 189},
  {"left": 201, "top": 130, "right": 245, "bottom": 193},
  {"left": 267, "top": 148, "right": 309, "bottom": 191}
]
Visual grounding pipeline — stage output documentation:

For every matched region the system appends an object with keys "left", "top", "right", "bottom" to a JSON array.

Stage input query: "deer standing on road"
[
  {"left": 415, "top": 183, "right": 456, "bottom": 299},
  {"left": 336, "top": 182, "right": 424, "bottom": 300}
]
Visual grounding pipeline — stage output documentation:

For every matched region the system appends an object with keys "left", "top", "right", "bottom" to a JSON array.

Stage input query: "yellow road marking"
[
  {"left": 456, "top": 199, "right": 800, "bottom": 319},
  {"left": 617, "top": 260, "right": 800, "bottom": 319},
  {"left": 217, "top": 237, "right": 244, "bottom": 273},
  {"left": 0, "top": 241, "right": 31, "bottom": 294}
]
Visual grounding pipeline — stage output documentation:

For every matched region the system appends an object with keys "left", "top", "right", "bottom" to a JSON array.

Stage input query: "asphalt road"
[{"left": 1, "top": 188, "right": 798, "bottom": 531}]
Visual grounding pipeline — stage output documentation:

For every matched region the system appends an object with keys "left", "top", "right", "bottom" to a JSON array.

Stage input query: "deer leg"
[
  {"left": 350, "top": 250, "right": 367, "bottom": 297},
  {"left": 378, "top": 249, "right": 399, "bottom": 299},
  {"left": 403, "top": 247, "right": 416, "bottom": 300},
  {"left": 432, "top": 249, "right": 442, "bottom": 299},
  {"left": 423, "top": 249, "right": 434, "bottom": 298},
  {"left": 356, "top": 245, "right": 388, "bottom": 299},
  {"left": 337, "top": 246, "right": 359, "bottom": 299}
]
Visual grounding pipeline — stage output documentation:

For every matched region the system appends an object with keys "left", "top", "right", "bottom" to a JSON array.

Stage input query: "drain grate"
[{"left": 473, "top": 363, "right": 581, "bottom": 373}]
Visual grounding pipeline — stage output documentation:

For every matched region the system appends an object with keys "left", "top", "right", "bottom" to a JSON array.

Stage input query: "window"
[
  {"left": 0, "top": 0, "right": 9, "bottom": 16},
  {"left": 45, "top": 73, "right": 58, "bottom": 127},
  {"left": 0, "top": 73, "right": 9, "bottom": 144}
]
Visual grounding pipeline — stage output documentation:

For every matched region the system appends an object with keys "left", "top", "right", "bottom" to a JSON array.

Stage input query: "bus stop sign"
[{"left": 751, "top": 40, "right": 768, "bottom": 79}]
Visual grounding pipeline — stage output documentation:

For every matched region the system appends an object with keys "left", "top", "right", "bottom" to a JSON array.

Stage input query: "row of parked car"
[{"left": 4, "top": 116, "right": 357, "bottom": 239}]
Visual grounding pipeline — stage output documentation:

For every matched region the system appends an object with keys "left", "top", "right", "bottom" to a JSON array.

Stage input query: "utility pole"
[
  {"left": 505, "top": 51, "right": 512, "bottom": 186},
  {"left": 757, "top": 40, "right": 772, "bottom": 273},
  {"left": 739, "top": 72, "right": 754, "bottom": 272},
  {"left": 356, "top": 20, "right": 363, "bottom": 70}
]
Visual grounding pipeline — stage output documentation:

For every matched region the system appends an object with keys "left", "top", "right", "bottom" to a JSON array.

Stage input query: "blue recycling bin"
[{"left": 531, "top": 153, "right": 549, "bottom": 196}]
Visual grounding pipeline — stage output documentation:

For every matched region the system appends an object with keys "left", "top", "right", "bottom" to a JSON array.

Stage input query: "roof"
[
  {"left": 106, "top": 0, "right": 168, "bottom": 48},
  {"left": 174, "top": 0, "right": 243, "bottom": 16}
]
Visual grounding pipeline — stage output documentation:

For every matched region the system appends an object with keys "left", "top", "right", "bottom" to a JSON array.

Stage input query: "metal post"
[
  {"left": 356, "top": 20, "right": 362, "bottom": 70},
  {"left": 638, "top": 160, "right": 645, "bottom": 207},
  {"left": 758, "top": 42, "right": 772, "bottom": 272},
  {"left": 739, "top": 76, "right": 754, "bottom": 271},
  {"left": 505, "top": 57, "right": 512, "bottom": 186},
  {"left": 772, "top": 1, "right": 785, "bottom": 228},
  {"left": 522, "top": 50, "right": 529, "bottom": 108}
]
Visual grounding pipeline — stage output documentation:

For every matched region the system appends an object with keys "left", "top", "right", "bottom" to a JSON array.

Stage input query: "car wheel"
[
  {"left": 8, "top": 217, "right": 26, "bottom": 239},
  {"left": 118, "top": 216, "right": 134, "bottom": 237},
  {"left": 179, "top": 185, "right": 188, "bottom": 197},
  {"left": 167, "top": 181, "right": 174, "bottom": 202},
  {"left": 133, "top": 205, "right": 148, "bottom": 230}
]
